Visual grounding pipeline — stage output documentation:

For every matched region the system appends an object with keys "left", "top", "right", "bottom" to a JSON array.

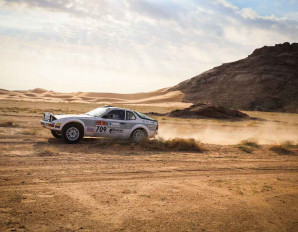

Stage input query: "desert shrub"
[
  {"left": 240, "top": 139, "right": 260, "bottom": 148},
  {"left": 236, "top": 139, "right": 259, "bottom": 153},
  {"left": 140, "top": 137, "right": 203, "bottom": 152},
  {"left": 166, "top": 138, "right": 202, "bottom": 151},
  {"left": 0, "top": 121, "right": 17, "bottom": 127},
  {"left": 236, "top": 144, "right": 253, "bottom": 153},
  {"left": 280, "top": 140, "right": 298, "bottom": 149},
  {"left": 140, "top": 137, "right": 166, "bottom": 150},
  {"left": 269, "top": 141, "right": 297, "bottom": 155}
]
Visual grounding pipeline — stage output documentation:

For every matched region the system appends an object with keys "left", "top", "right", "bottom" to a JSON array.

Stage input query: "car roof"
[{"left": 103, "top": 106, "right": 134, "bottom": 112}]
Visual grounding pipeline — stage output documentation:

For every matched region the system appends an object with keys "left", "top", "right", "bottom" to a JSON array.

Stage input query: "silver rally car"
[{"left": 40, "top": 106, "right": 158, "bottom": 144}]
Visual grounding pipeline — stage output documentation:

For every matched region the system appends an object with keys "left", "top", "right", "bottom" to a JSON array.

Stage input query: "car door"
[
  {"left": 93, "top": 118, "right": 109, "bottom": 137},
  {"left": 124, "top": 111, "right": 137, "bottom": 138},
  {"left": 101, "top": 110, "right": 127, "bottom": 138}
]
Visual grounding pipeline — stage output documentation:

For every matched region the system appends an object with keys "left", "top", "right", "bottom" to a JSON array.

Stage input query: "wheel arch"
[
  {"left": 61, "top": 120, "right": 86, "bottom": 132},
  {"left": 129, "top": 125, "right": 149, "bottom": 138}
]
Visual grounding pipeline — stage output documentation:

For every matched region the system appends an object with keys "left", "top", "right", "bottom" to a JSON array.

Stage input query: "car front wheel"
[
  {"left": 130, "top": 128, "right": 148, "bottom": 143},
  {"left": 62, "top": 123, "right": 84, "bottom": 144},
  {"left": 51, "top": 130, "right": 61, "bottom": 138}
]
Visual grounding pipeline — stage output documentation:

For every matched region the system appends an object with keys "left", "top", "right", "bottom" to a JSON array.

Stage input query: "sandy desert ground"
[
  {"left": 0, "top": 99, "right": 298, "bottom": 232},
  {"left": 0, "top": 88, "right": 190, "bottom": 108}
]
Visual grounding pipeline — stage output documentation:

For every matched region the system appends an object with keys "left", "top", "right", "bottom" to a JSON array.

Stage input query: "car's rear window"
[
  {"left": 126, "top": 111, "right": 136, "bottom": 120},
  {"left": 135, "top": 111, "right": 154, "bottom": 121}
]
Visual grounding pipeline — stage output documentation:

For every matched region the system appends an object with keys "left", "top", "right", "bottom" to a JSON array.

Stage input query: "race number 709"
[{"left": 96, "top": 126, "right": 107, "bottom": 133}]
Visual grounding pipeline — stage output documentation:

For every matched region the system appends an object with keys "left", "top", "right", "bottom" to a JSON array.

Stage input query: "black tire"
[
  {"left": 51, "top": 130, "right": 61, "bottom": 138},
  {"left": 61, "top": 123, "right": 84, "bottom": 144},
  {"left": 130, "top": 128, "right": 148, "bottom": 143}
]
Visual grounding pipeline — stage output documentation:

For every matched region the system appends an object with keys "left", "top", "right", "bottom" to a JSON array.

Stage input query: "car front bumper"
[{"left": 40, "top": 120, "right": 60, "bottom": 131}]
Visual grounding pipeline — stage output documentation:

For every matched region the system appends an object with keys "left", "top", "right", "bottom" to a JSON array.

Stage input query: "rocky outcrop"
[
  {"left": 167, "top": 103, "right": 249, "bottom": 120},
  {"left": 170, "top": 43, "right": 298, "bottom": 112}
]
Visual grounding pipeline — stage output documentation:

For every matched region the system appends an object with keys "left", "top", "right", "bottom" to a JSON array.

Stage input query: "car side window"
[
  {"left": 102, "top": 110, "right": 125, "bottom": 120},
  {"left": 126, "top": 111, "right": 136, "bottom": 120}
]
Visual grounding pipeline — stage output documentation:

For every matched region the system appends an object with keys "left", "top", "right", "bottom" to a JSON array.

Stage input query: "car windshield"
[
  {"left": 85, "top": 107, "right": 108, "bottom": 117},
  {"left": 135, "top": 111, "right": 154, "bottom": 121}
]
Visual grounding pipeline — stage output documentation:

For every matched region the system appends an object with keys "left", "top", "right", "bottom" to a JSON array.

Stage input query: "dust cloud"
[{"left": 158, "top": 121, "right": 298, "bottom": 145}]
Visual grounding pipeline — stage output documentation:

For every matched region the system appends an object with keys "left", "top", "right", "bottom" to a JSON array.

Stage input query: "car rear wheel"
[
  {"left": 130, "top": 128, "right": 148, "bottom": 143},
  {"left": 62, "top": 123, "right": 84, "bottom": 144},
  {"left": 51, "top": 130, "right": 61, "bottom": 138}
]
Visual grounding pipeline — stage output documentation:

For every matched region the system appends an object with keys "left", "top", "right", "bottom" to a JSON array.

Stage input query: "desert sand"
[
  {"left": 0, "top": 88, "right": 191, "bottom": 109},
  {"left": 0, "top": 99, "right": 298, "bottom": 232}
]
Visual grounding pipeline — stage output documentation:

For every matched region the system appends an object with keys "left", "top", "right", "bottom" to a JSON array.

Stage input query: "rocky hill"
[
  {"left": 167, "top": 103, "right": 249, "bottom": 120},
  {"left": 170, "top": 42, "right": 298, "bottom": 112}
]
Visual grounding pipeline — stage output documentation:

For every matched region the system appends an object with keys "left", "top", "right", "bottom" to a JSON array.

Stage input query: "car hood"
[{"left": 54, "top": 114, "right": 93, "bottom": 120}]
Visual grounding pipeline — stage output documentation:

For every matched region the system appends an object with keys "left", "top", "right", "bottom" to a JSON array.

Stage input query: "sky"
[{"left": 0, "top": 0, "right": 297, "bottom": 93}]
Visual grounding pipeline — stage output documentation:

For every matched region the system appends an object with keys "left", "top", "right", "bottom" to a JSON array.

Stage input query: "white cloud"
[
  {"left": 214, "top": 0, "right": 238, "bottom": 10},
  {"left": 0, "top": 0, "right": 297, "bottom": 92},
  {"left": 284, "top": 12, "right": 298, "bottom": 20},
  {"left": 241, "top": 8, "right": 258, "bottom": 19}
]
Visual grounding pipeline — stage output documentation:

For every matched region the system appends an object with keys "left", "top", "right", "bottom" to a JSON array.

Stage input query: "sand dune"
[
  {"left": 74, "top": 87, "right": 169, "bottom": 100},
  {"left": 0, "top": 88, "right": 190, "bottom": 107}
]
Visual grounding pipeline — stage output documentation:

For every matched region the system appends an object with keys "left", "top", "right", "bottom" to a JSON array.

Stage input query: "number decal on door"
[{"left": 95, "top": 126, "right": 107, "bottom": 133}]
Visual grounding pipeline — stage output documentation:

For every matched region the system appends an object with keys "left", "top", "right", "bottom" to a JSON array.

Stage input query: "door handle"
[{"left": 120, "top": 122, "right": 125, "bottom": 125}]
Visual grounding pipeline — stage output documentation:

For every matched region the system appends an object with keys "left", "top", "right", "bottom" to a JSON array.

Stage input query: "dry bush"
[
  {"left": 280, "top": 140, "right": 298, "bottom": 148},
  {"left": 269, "top": 141, "right": 297, "bottom": 155},
  {"left": 140, "top": 137, "right": 203, "bottom": 152},
  {"left": 236, "top": 139, "right": 260, "bottom": 153},
  {"left": 269, "top": 145, "right": 292, "bottom": 155},
  {"left": 236, "top": 144, "right": 253, "bottom": 153},
  {"left": 0, "top": 121, "right": 17, "bottom": 127},
  {"left": 240, "top": 139, "right": 260, "bottom": 148}
]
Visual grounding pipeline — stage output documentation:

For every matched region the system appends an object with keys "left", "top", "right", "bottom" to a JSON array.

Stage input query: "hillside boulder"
[
  {"left": 170, "top": 43, "right": 298, "bottom": 112},
  {"left": 167, "top": 103, "right": 249, "bottom": 120}
]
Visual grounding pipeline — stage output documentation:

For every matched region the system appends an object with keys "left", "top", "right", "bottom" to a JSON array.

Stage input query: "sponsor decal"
[
  {"left": 96, "top": 120, "right": 108, "bottom": 126},
  {"left": 109, "top": 129, "right": 123, "bottom": 134},
  {"left": 108, "top": 122, "right": 120, "bottom": 128},
  {"left": 87, "top": 127, "right": 94, "bottom": 132},
  {"left": 55, "top": 123, "right": 61, "bottom": 128}
]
